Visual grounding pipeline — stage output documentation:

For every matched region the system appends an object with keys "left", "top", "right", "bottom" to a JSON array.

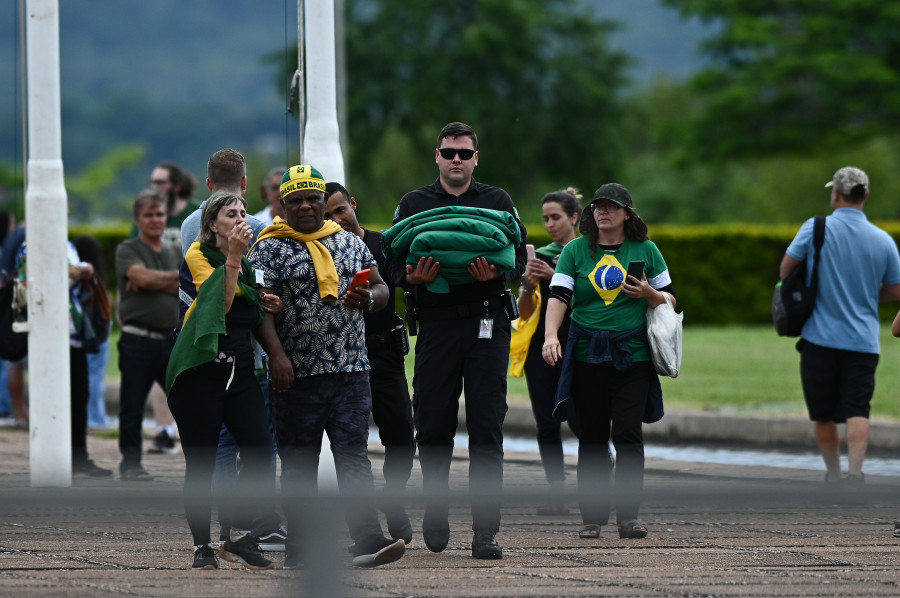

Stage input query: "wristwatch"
[{"left": 364, "top": 290, "right": 375, "bottom": 312}]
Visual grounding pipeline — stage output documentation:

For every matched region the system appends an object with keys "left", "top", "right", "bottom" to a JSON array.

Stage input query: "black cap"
[{"left": 590, "top": 183, "right": 632, "bottom": 208}]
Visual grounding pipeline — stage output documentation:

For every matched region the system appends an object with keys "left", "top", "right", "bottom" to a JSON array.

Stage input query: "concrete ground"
[{"left": 1, "top": 423, "right": 899, "bottom": 598}]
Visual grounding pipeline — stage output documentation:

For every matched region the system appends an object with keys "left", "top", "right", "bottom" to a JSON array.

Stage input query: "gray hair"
[
  {"left": 198, "top": 191, "right": 246, "bottom": 247},
  {"left": 133, "top": 188, "right": 166, "bottom": 220}
]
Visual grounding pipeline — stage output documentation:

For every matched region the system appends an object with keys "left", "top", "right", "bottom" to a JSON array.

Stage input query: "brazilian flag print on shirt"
[{"left": 553, "top": 236, "right": 671, "bottom": 362}]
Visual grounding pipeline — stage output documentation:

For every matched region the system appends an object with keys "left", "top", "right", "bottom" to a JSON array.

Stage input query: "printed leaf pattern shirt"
[{"left": 250, "top": 230, "right": 375, "bottom": 377}]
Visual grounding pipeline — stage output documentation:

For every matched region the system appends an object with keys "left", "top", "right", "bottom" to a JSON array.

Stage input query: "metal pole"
[
  {"left": 24, "top": 0, "right": 72, "bottom": 487},
  {"left": 302, "top": 0, "right": 345, "bottom": 184}
]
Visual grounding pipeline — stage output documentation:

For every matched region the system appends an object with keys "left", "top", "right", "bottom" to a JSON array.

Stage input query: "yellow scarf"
[
  {"left": 249, "top": 217, "right": 342, "bottom": 301},
  {"left": 508, "top": 286, "right": 542, "bottom": 377}
]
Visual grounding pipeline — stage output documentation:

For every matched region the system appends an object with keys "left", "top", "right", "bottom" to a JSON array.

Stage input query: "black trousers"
[
  {"left": 523, "top": 335, "right": 579, "bottom": 484},
  {"left": 168, "top": 362, "right": 274, "bottom": 546},
  {"left": 368, "top": 346, "right": 415, "bottom": 490},
  {"left": 70, "top": 346, "right": 90, "bottom": 464},
  {"left": 572, "top": 360, "right": 651, "bottom": 525},
  {"left": 117, "top": 332, "right": 173, "bottom": 466},
  {"left": 412, "top": 311, "right": 509, "bottom": 532}
]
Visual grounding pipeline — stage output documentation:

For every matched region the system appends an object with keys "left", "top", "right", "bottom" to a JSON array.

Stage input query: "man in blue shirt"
[{"left": 780, "top": 166, "right": 900, "bottom": 487}]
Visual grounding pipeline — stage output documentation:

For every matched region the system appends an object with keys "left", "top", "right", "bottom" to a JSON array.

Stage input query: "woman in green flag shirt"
[
  {"left": 512, "top": 188, "right": 583, "bottom": 516},
  {"left": 166, "top": 191, "right": 282, "bottom": 571},
  {"left": 541, "top": 183, "right": 676, "bottom": 541}
]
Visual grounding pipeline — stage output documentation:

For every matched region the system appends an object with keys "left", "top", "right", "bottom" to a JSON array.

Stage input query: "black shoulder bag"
[{"left": 772, "top": 215, "right": 825, "bottom": 337}]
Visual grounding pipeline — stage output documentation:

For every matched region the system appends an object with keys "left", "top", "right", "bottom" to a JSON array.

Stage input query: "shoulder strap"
[{"left": 810, "top": 216, "right": 826, "bottom": 289}]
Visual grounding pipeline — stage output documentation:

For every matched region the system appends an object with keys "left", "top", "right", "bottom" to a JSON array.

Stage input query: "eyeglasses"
[
  {"left": 591, "top": 201, "right": 624, "bottom": 213},
  {"left": 438, "top": 148, "right": 476, "bottom": 161}
]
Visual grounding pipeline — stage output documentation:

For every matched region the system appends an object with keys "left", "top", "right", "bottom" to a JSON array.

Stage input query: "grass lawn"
[{"left": 105, "top": 324, "right": 900, "bottom": 420}]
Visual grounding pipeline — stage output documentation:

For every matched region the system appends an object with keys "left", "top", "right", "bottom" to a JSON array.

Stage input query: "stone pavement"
[{"left": 1, "top": 426, "right": 899, "bottom": 597}]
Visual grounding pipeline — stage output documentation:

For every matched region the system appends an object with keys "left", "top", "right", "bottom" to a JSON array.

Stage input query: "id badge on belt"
[
  {"left": 478, "top": 298, "right": 493, "bottom": 339},
  {"left": 478, "top": 318, "right": 493, "bottom": 339}
]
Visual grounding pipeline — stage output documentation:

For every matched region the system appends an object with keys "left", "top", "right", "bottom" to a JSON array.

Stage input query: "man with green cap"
[{"left": 250, "top": 165, "right": 405, "bottom": 569}]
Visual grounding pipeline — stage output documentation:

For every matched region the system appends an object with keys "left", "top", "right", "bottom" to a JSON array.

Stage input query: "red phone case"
[{"left": 349, "top": 268, "right": 371, "bottom": 291}]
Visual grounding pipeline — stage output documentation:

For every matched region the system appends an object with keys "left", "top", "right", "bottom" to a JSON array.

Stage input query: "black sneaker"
[
  {"left": 148, "top": 430, "right": 178, "bottom": 455},
  {"left": 73, "top": 460, "right": 113, "bottom": 478},
  {"left": 283, "top": 548, "right": 303, "bottom": 570},
  {"left": 384, "top": 506, "right": 413, "bottom": 545},
  {"left": 471, "top": 530, "right": 502, "bottom": 560},
  {"left": 218, "top": 535, "right": 275, "bottom": 570},
  {"left": 350, "top": 536, "right": 405, "bottom": 568},
  {"left": 193, "top": 544, "right": 219, "bottom": 570},
  {"left": 257, "top": 525, "right": 287, "bottom": 552},
  {"left": 120, "top": 465, "right": 153, "bottom": 482}
]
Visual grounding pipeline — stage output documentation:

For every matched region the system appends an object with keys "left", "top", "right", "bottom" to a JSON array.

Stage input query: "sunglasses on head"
[{"left": 438, "top": 148, "right": 476, "bottom": 160}]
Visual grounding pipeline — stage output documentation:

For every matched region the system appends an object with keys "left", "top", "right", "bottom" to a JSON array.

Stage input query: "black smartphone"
[{"left": 626, "top": 260, "right": 645, "bottom": 284}]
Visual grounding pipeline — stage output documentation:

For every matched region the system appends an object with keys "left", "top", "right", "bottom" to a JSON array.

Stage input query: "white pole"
[
  {"left": 25, "top": 0, "right": 72, "bottom": 487},
  {"left": 299, "top": 0, "right": 340, "bottom": 491},
  {"left": 297, "top": 0, "right": 305, "bottom": 162},
  {"left": 302, "top": 0, "right": 345, "bottom": 185}
]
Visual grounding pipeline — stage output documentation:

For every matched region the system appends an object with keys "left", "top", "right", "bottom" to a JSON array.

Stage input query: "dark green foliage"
[
  {"left": 662, "top": 0, "right": 900, "bottom": 159},
  {"left": 341, "top": 0, "right": 631, "bottom": 218}
]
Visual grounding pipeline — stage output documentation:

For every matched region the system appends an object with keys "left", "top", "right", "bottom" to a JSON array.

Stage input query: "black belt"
[{"left": 416, "top": 295, "right": 507, "bottom": 322}]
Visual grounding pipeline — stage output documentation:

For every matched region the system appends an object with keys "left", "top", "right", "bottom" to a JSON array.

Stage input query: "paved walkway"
[{"left": 1, "top": 426, "right": 899, "bottom": 597}]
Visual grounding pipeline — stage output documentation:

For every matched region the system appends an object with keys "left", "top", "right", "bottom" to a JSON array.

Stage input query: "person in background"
[
  {"left": 543, "top": 183, "right": 675, "bottom": 540},
  {"left": 324, "top": 181, "right": 415, "bottom": 545},
  {"left": 0, "top": 211, "right": 14, "bottom": 420},
  {"left": 0, "top": 217, "right": 28, "bottom": 428},
  {"left": 149, "top": 161, "right": 203, "bottom": 247},
  {"left": 166, "top": 191, "right": 282, "bottom": 571},
  {"left": 144, "top": 161, "right": 203, "bottom": 454},
  {"left": 514, "top": 188, "right": 583, "bottom": 516},
  {"left": 782, "top": 166, "right": 900, "bottom": 487},
  {"left": 115, "top": 189, "right": 181, "bottom": 480},
  {"left": 73, "top": 235, "right": 113, "bottom": 429},
  {"left": 253, "top": 166, "right": 287, "bottom": 226},
  {"left": 13, "top": 238, "right": 114, "bottom": 476}
]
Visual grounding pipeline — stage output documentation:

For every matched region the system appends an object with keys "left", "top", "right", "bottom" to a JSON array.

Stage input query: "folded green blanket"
[{"left": 382, "top": 206, "right": 521, "bottom": 293}]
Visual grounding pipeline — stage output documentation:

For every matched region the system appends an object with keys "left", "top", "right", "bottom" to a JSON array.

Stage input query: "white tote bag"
[{"left": 646, "top": 293, "right": 682, "bottom": 378}]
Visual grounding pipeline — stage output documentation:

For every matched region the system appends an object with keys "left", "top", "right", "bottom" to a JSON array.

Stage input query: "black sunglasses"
[{"left": 438, "top": 148, "right": 476, "bottom": 160}]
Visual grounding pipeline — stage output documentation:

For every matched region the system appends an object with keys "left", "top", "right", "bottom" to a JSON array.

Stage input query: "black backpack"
[{"left": 772, "top": 216, "right": 826, "bottom": 337}]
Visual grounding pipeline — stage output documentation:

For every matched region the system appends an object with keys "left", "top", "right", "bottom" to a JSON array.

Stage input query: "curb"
[{"left": 103, "top": 380, "right": 900, "bottom": 451}]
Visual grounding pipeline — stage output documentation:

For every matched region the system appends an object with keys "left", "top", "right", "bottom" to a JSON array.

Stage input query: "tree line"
[{"left": 4, "top": 0, "right": 900, "bottom": 228}]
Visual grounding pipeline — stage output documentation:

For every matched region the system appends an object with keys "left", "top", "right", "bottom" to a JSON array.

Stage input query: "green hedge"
[
  {"left": 71, "top": 220, "right": 900, "bottom": 325},
  {"left": 517, "top": 220, "right": 900, "bottom": 325}
]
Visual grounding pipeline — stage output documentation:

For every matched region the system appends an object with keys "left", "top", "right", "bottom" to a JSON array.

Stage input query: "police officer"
[{"left": 389, "top": 122, "right": 527, "bottom": 559}]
